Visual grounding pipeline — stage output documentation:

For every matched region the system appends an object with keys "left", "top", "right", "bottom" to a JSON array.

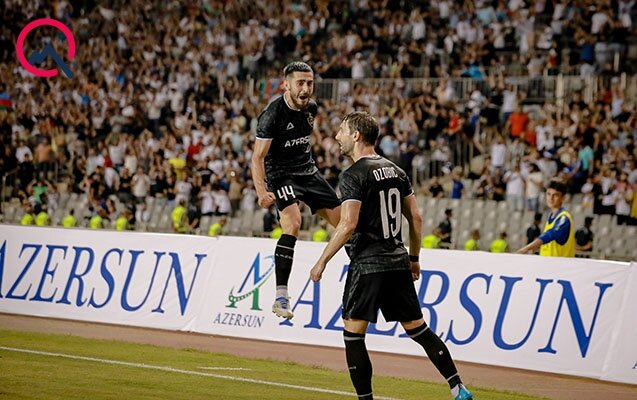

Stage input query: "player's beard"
[{"left": 291, "top": 91, "right": 310, "bottom": 109}]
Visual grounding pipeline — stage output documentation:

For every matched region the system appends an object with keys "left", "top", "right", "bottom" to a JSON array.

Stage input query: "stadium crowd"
[{"left": 1, "top": 0, "right": 637, "bottom": 235}]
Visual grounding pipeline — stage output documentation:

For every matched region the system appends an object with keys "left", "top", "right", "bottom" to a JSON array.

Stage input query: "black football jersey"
[
  {"left": 339, "top": 155, "right": 414, "bottom": 272},
  {"left": 256, "top": 95, "right": 318, "bottom": 180}
]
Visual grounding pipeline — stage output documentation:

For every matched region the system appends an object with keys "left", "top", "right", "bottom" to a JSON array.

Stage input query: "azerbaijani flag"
[{"left": 0, "top": 93, "right": 12, "bottom": 111}]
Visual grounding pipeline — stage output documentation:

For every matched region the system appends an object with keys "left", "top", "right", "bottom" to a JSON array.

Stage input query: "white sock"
[
  {"left": 450, "top": 384, "right": 461, "bottom": 397},
  {"left": 276, "top": 286, "right": 288, "bottom": 299}
]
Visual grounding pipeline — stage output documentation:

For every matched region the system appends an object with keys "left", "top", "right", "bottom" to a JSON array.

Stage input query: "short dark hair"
[
  {"left": 343, "top": 111, "right": 379, "bottom": 145},
  {"left": 547, "top": 178, "right": 568, "bottom": 195},
  {"left": 283, "top": 61, "right": 313, "bottom": 77}
]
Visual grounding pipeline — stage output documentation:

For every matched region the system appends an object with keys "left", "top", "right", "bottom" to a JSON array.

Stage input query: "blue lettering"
[
  {"left": 281, "top": 278, "right": 322, "bottom": 329},
  {"left": 446, "top": 273, "right": 492, "bottom": 345},
  {"left": 325, "top": 264, "right": 349, "bottom": 332},
  {"left": 6, "top": 244, "right": 42, "bottom": 300},
  {"left": 121, "top": 250, "right": 159, "bottom": 312},
  {"left": 153, "top": 252, "right": 207, "bottom": 315},
  {"left": 417, "top": 270, "right": 449, "bottom": 334},
  {"left": 0, "top": 241, "right": 5, "bottom": 298},
  {"left": 30, "top": 245, "right": 68, "bottom": 302},
  {"left": 493, "top": 277, "right": 553, "bottom": 350},
  {"left": 57, "top": 247, "right": 95, "bottom": 306},
  {"left": 88, "top": 248, "right": 118, "bottom": 308},
  {"left": 539, "top": 281, "right": 613, "bottom": 357}
]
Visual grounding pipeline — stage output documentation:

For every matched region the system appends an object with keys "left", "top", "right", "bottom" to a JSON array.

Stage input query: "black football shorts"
[
  {"left": 268, "top": 172, "right": 340, "bottom": 214},
  {"left": 342, "top": 267, "right": 423, "bottom": 323}
]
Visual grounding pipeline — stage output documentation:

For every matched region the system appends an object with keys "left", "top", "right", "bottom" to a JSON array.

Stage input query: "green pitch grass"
[{"left": 0, "top": 330, "right": 545, "bottom": 400}]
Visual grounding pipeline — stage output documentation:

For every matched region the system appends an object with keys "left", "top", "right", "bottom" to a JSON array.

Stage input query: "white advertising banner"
[
  {"left": 0, "top": 226, "right": 634, "bottom": 384},
  {"left": 0, "top": 225, "right": 218, "bottom": 331},
  {"left": 601, "top": 262, "right": 637, "bottom": 384}
]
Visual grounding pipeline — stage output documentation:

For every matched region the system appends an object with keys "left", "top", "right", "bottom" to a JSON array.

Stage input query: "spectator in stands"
[
  {"left": 438, "top": 209, "right": 453, "bottom": 247},
  {"left": 131, "top": 166, "right": 151, "bottom": 204},
  {"left": 240, "top": 180, "right": 257, "bottom": 211},
  {"left": 504, "top": 164, "right": 525, "bottom": 211},
  {"left": 490, "top": 231, "right": 509, "bottom": 253},
  {"left": 526, "top": 212, "right": 543, "bottom": 245},
  {"left": 263, "top": 205, "right": 277, "bottom": 233},
  {"left": 135, "top": 203, "right": 151, "bottom": 227},
  {"left": 615, "top": 172, "right": 632, "bottom": 224},
  {"left": 451, "top": 169, "right": 464, "bottom": 199},
  {"left": 505, "top": 105, "right": 529, "bottom": 139},
  {"left": 464, "top": 229, "right": 481, "bottom": 251},
  {"left": 525, "top": 164, "right": 544, "bottom": 211},
  {"left": 575, "top": 216, "right": 594, "bottom": 253},
  {"left": 427, "top": 176, "right": 445, "bottom": 198}
]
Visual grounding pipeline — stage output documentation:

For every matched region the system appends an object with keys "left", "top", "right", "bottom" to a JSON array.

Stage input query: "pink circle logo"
[{"left": 16, "top": 18, "right": 76, "bottom": 78}]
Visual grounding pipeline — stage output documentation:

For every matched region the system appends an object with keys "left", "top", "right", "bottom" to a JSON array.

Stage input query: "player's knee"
[{"left": 282, "top": 219, "right": 301, "bottom": 235}]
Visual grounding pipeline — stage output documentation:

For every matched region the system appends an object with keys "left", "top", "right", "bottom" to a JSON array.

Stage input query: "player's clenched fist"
[{"left": 257, "top": 191, "right": 276, "bottom": 208}]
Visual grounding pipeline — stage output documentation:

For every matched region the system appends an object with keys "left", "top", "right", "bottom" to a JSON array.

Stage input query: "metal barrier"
[
  {"left": 1, "top": 168, "right": 19, "bottom": 213},
  {"left": 301, "top": 74, "right": 634, "bottom": 105}
]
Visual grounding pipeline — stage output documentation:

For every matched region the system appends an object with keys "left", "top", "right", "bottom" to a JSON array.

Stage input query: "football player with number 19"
[
  {"left": 310, "top": 112, "right": 473, "bottom": 400},
  {"left": 252, "top": 61, "right": 341, "bottom": 320}
]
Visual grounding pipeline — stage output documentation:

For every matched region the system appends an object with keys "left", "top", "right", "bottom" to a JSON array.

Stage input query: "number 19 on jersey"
[{"left": 379, "top": 188, "right": 401, "bottom": 239}]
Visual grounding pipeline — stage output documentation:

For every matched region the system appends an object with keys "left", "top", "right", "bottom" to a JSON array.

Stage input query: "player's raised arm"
[{"left": 252, "top": 138, "right": 275, "bottom": 208}]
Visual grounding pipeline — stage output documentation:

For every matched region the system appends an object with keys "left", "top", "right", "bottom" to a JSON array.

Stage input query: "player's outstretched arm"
[
  {"left": 517, "top": 238, "right": 543, "bottom": 254},
  {"left": 310, "top": 200, "right": 361, "bottom": 282},
  {"left": 402, "top": 194, "right": 423, "bottom": 280},
  {"left": 252, "top": 138, "right": 276, "bottom": 208}
]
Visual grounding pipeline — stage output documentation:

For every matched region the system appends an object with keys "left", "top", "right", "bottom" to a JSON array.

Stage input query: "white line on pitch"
[
  {"left": 0, "top": 346, "right": 402, "bottom": 400},
  {"left": 198, "top": 366, "right": 253, "bottom": 371}
]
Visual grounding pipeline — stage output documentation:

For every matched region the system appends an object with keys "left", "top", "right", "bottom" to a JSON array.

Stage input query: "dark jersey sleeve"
[
  {"left": 398, "top": 168, "right": 415, "bottom": 198},
  {"left": 339, "top": 169, "right": 363, "bottom": 202},
  {"left": 256, "top": 102, "right": 277, "bottom": 140}
]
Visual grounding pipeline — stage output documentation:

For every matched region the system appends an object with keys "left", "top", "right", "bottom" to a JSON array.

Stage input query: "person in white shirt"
[
  {"left": 240, "top": 179, "right": 257, "bottom": 211},
  {"left": 199, "top": 183, "right": 216, "bottom": 216},
  {"left": 526, "top": 164, "right": 544, "bottom": 211},
  {"left": 504, "top": 164, "right": 525, "bottom": 211},
  {"left": 131, "top": 166, "right": 151, "bottom": 202},
  {"left": 15, "top": 140, "right": 33, "bottom": 164},
  {"left": 212, "top": 184, "right": 231, "bottom": 215},
  {"left": 490, "top": 135, "right": 507, "bottom": 171}
]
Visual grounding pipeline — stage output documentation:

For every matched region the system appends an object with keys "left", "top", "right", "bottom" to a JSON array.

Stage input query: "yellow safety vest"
[
  {"left": 171, "top": 206, "right": 188, "bottom": 233},
  {"left": 62, "top": 214, "right": 77, "bottom": 227},
  {"left": 270, "top": 227, "right": 282, "bottom": 239},
  {"left": 421, "top": 234, "right": 440, "bottom": 249},
  {"left": 116, "top": 216, "right": 129, "bottom": 231},
  {"left": 21, "top": 213, "right": 35, "bottom": 225},
  {"left": 312, "top": 228, "right": 329, "bottom": 242},
  {"left": 539, "top": 210, "right": 575, "bottom": 257},
  {"left": 464, "top": 239, "right": 479, "bottom": 251},
  {"left": 490, "top": 239, "right": 508, "bottom": 253},
  {"left": 35, "top": 212, "right": 50, "bottom": 226},
  {"left": 208, "top": 223, "right": 222, "bottom": 237},
  {"left": 89, "top": 215, "right": 103, "bottom": 229}
]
